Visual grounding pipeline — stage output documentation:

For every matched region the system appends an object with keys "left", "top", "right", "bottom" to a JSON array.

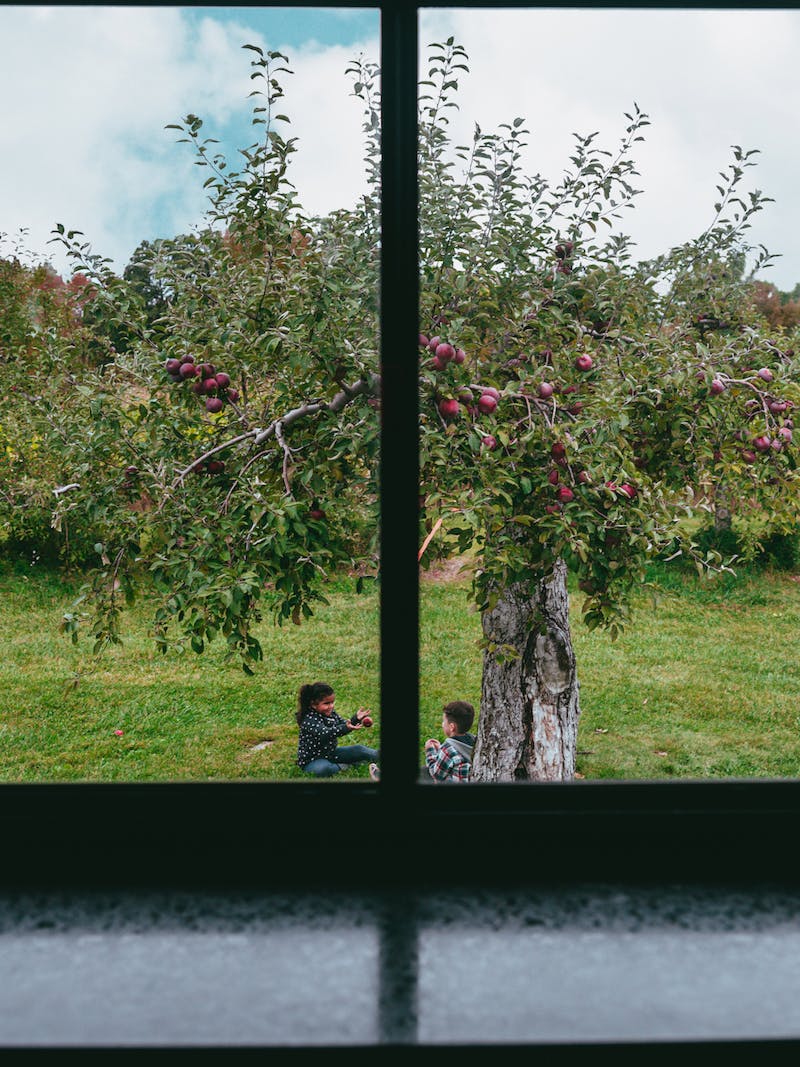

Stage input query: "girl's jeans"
[{"left": 302, "top": 744, "right": 379, "bottom": 778}]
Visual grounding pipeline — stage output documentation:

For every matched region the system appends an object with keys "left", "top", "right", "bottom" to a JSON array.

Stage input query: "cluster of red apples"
[
  {"left": 708, "top": 365, "right": 794, "bottom": 461},
  {"left": 419, "top": 332, "right": 499, "bottom": 437},
  {"left": 164, "top": 354, "right": 239, "bottom": 414},
  {"left": 421, "top": 330, "right": 597, "bottom": 453},
  {"left": 543, "top": 440, "right": 637, "bottom": 514}
]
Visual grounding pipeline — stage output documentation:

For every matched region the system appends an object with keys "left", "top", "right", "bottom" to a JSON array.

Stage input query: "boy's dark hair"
[
  {"left": 296, "top": 681, "right": 334, "bottom": 725},
  {"left": 443, "top": 700, "right": 475, "bottom": 734}
]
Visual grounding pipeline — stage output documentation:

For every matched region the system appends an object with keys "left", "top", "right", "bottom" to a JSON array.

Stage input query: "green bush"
[
  {"left": 758, "top": 530, "right": 800, "bottom": 571},
  {"left": 691, "top": 521, "right": 800, "bottom": 572},
  {"left": 691, "top": 522, "right": 743, "bottom": 562}
]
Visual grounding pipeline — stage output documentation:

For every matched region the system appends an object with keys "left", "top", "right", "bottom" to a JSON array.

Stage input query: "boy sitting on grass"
[
  {"left": 368, "top": 700, "right": 476, "bottom": 783},
  {"left": 424, "top": 700, "right": 476, "bottom": 783}
]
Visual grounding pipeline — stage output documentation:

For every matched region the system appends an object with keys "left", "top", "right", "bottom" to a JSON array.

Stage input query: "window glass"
[
  {"left": 418, "top": 7, "right": 800, "bottom": 784},
  {"left": 0, "top": 6, "right": 382, "bottom": 783}
]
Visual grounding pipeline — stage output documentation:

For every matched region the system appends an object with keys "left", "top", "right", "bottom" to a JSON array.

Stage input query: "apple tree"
[
  {"left": 21, "top": 40, "right": 800, "bottom": 778},
  {"left": 0, "top": 244, "right": 106, "bottom": 564},
  {"left": 408, "top": 39, "right": 800, "bottom": 780},
  {"left": 38, "top": 46, "right": 382, "bottom": 667}
]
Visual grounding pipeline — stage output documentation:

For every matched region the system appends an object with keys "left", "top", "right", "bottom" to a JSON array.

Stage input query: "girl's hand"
[
  {"left": 425, "top": 738, "right": 440, "bottom": 752},
  {"left": 351, "top": 707, "right": 374, "bottom": 727}
]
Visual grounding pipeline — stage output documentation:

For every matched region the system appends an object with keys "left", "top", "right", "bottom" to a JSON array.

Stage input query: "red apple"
[
  {"left": 419, "top": 333, "right": 429, "bottom": 348},
  {"left": 438, "top": 397, "right": 460, "bottom": 419},
  {"left": 197, "top": 363, "right": 216, "bottom": 379},
  {"left": 452, "top": 348, "right": 466, "bottom": 365},
  {"left": 753, "top": 435, "right": 772, "bottom": 452},
  {"left": 203, "top": 378, "right": 218, "bottom": 395},
  {"left": 577, "top": 470, "right": 590, "bottom": 484},
  {"left": 427, "top": 336, "right": 441, "bottom": 352},
  {"left": 361, "top": 715, "right": 373, "bottom": 727},
  {"left": 568, "top": 402, "right": 583, "bottom": 415},
  {"left": 164, "top": 358, "right": 182, "bottom": 375},
  {"left": 477, "top": 394, "right": 497, "bottom": 414},
  {"left": 179, "top": 354, "right": 195, "bottom": 365},
  {"left": 180, "top": 362, "right": 199, "bottom": 379},
  {"left": 481, "top": 387, "right": 501, "bottom": 400},
  {"left": 457, "top": 387, "right": 474, "bottom": 403},
  {"left": 207, "top": 460, "right": 225, "bottom": 475},
  {"left": 619, "top": 483, "right": 637, "bottom": 499},
  {"left": 551, "top": 441, "right": 567, "bottom": 462},
  {"left": 215, "top": 372, "right": 231, "bottom": 389},
  {"left": 227, "top": 388, "right": 240, "bottom": 403},
  {"left": 557, "top": 486, "right": 574, "bottom": 503},
  {"left": 545, "top": 504, "right": 561, "bottom": 514},
  {"left": 778, "top": 426, "right": 793, "bottom": 443},
  {"left": 537, "top": 381, "right": 555, "bottom": 399},
  {"left": 710, "top": 379, "right": 726, "bottom": 395},
  {"left": 757, "top": 367, "right": 774, "bottom": 383},
  {"left": 481, "top": 435, "right": 497, "bottom": 450},
  {"left": 547, "top": 468, "right": 560, "bottom": 485},
  {"left": 309, "top": 508, "right": 326, "bottom": 520},
  {"left": 435, "top": 342, "right": 456, "bottom": 362},
  {"left": 205, "top": 397, "right": 224, "bottom": 413},
  {"left": 741, "top": 449, "right": 757, "bottom": 464},
  {"left": 575, "top": 354, "right": 593, "bottom": 371}
]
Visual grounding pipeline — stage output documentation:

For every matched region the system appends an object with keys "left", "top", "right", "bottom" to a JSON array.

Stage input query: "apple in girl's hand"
[{"left": 361, "top": 715, "right": 373, "bottom": 727}]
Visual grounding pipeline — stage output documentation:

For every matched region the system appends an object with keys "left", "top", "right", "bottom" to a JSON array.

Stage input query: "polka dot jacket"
[{"left": 296, "top": 709, "right": 352, "bottom": 767}]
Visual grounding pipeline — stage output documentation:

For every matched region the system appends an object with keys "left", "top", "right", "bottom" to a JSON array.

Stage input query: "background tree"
[{"left": 10, "top": 41, "right": 800, "bottom": 777}]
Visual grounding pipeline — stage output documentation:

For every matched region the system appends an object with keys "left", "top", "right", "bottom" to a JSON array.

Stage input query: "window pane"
[
  {"left": 418, "top": 7, "right": 800, "bottom": 784},
  {"left": 0, "top": 6, "right": 382, "bottom": 783}
]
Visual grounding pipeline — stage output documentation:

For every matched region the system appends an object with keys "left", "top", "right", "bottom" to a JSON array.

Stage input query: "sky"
[{"left": 2, "top": 6, "right": 800, "bottom": 289}]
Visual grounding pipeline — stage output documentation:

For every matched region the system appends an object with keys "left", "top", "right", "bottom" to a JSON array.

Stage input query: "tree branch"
[{"left": 171, "top": 373, "right": 380, "bottom": 487}]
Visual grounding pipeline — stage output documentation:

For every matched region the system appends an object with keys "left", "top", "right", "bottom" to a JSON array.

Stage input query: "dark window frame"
[{"left": 3, "top": 0, "right": 800, "bottom": 890}]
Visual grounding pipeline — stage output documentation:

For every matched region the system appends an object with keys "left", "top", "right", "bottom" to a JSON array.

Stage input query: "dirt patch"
[{"left": 420, "top": 555, "right": 474, "bottom": 583}]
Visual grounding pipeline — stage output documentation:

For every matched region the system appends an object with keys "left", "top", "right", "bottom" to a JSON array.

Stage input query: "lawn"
[{"left": 1, "top": 560, "right": 799, "bottom": 781}]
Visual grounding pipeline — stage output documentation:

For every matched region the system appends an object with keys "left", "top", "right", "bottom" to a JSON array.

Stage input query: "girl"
[{"left": 295, "top": 682, "right": 379, "bottom": 777}]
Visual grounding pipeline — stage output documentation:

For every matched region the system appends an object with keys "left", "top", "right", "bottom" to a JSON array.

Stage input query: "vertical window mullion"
[{"left": 379, "top": 2, "right": 420, "bottom": 792}]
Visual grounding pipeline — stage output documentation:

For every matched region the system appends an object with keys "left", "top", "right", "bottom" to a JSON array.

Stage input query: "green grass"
[
  {"left": 0, "top": 568, "right": 380, "bottom": 782},
  {"left": 420, "top": 561, "right": 800, "bottom": 781},
  {"left": 2, "top": 560, "right": 800, "bottom": 781}
]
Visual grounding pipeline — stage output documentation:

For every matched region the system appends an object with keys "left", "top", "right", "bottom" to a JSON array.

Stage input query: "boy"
[
  {"left": 367, "top": 700, "right": 476, "bottom": 783},
  {"left": 424, "top": 700, "right": 476, "bottom": 783}
]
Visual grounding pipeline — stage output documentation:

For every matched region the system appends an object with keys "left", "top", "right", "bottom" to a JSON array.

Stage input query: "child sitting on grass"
[
  {"left": 368, "top": 699, "right": 476, "bottom": 783},
  {"left": 424, "top": 700, "right": 476, "bottom": 783},
  {"left": 296, "top": 681, "right": 378, "bottom": 778}
]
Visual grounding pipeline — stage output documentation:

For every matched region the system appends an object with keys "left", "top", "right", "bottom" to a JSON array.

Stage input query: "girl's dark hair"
[{"left": 296, "top": 682, "right": 334, "bottom": 724}]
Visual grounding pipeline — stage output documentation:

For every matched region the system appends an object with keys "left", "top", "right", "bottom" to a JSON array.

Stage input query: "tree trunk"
[
  {"left": 714, "top": 481, "right": 732, "bottom": 532},
  {"left": 471, "top": 558, "right": 580, "bottom": 782}
]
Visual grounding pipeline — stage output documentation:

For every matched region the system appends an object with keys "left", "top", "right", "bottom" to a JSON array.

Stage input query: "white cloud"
[
  {"left": 420, "top": 8, "right": 800, "bottom": 288},
  {"left": 0, "top": 7, "right": 376, "bottom": 275},
  {"left": 3, "top": 6, "right": 799, "bottom": 290}
]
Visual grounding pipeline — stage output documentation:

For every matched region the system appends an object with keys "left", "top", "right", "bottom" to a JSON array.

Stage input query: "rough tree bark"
[
  {"left": 470, "top": 558, "right": 580, "bottom": 782},
  {"left": 714, "top": 482, "right": 733, "bottom": 532}
]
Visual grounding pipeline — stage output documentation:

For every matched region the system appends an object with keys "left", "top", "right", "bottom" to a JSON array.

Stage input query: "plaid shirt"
[{"left": 425, "top": 734, "right": 475, "bottom": 783}]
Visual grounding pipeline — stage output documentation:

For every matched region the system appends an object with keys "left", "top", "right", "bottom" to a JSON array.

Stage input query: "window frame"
[{"left": 3, "top": 0, "right": 800, "bottom": 890}]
